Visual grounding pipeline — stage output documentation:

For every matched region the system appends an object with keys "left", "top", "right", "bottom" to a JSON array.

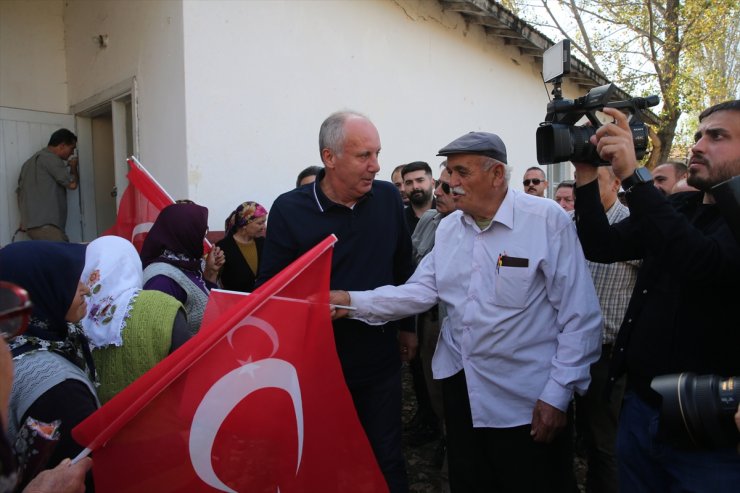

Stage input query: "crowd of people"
[{"left": 1, "top": 100, "right": 740, "bottom": 493}]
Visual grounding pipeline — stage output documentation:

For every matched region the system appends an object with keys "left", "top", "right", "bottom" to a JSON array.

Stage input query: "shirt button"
[
  {"left": 610, "top": 377, "right": 616, "bottom": 382},
  {"left": 619, "top": 347, "right": 624, "bottom": 352},
  {"left": 642, "top": 289, "right": 648, "bottom": 294},
  {"left": 627, "top": 318, "right": 632, "bottom": 324}
]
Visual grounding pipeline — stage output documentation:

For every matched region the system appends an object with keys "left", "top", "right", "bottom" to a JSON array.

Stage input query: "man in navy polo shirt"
[{"left": 256, "top": 110, "right": 415, "bottom": 493}]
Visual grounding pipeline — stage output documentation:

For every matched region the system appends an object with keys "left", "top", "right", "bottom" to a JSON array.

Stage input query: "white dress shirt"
[{"left": 350, "top": 188, "right": 602, "bottom": 428}]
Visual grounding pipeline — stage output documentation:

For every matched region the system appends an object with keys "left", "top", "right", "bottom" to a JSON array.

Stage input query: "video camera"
[{"left": 536, "top": 40, "right": 660, "bottom": 166}]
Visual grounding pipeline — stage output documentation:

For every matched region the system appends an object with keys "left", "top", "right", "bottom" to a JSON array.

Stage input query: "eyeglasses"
[
  {"left": 0, "top": 281, "right": 33, "bottom": 340},
  {"left": 435, "top": 180, "right": 451, "bottom": 194},
  {"left": 523, "top": 179, "right": 543, "bottom": 186}
]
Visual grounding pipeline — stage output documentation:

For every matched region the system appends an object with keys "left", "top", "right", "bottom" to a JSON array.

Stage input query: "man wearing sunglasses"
[
  {"left": 523, "top": 167, "right": 549, "bottom": 197},
  {"left": 332, "top": 131, "right": 601, "bottom": 493},
  {"left": 407, "top": 165, "right": 456, "bottom": 458}
]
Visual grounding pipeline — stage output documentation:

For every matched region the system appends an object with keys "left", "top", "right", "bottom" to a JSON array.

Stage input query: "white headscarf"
[{"left": 81, "top": 236, "right": 143, "bottom": 348}]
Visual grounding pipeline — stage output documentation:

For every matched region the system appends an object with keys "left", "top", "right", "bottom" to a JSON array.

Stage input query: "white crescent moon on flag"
[
  {"left": 131, "top": 222, "right": 154, "bottom": 240},
  {"left": 227, "top": 316, "right": 279, "bottom": 364},
  {"left": 189, "top": 317, "right": 304, "bottom": 493}
]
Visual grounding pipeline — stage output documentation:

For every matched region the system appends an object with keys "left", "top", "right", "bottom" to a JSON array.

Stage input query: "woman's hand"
[
  {"left": 23, "top": 457, "right": 92, "bottom": 493},
  {"left": 204, "top": 246, "right": 225, "bottom": 283}
]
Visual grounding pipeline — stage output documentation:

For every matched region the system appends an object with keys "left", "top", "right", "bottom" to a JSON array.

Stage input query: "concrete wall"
[
  {"left": 2, "top": 0, "right": 573, "bottom": 234},
  {"left": 0, "top": 0, "right": 68, "bottom": 113},
  {"left": 64, "top": 0, "right": 189, "bottom": 200},
  {"left": 182, "top": 0, "right": 554, "bottom": 225}
]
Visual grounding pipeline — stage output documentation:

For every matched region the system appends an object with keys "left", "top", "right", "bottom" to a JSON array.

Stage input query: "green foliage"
[{"left": 515, "top": 0, "right": 740, "bottom": 164}]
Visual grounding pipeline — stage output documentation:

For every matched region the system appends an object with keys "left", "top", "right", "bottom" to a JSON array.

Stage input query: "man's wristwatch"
[{"left": 620, "top": 167, "right": 653, "bottom": 192}]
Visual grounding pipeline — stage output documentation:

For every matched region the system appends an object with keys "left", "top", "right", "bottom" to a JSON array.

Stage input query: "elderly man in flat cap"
[{"left": 331, "top": 132, "right": 602, "bottom": 493}]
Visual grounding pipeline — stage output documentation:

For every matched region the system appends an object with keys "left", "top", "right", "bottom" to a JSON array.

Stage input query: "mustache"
[{"left": 451, "top": 186, "right": 466, "bottom": 196}]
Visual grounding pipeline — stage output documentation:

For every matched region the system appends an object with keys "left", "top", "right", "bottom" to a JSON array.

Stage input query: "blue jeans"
[{"left": 617, "top": 391, "right": 740, "bottom": 493}]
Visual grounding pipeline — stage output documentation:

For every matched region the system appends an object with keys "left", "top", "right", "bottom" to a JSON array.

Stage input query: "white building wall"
[
  {"left": 64, "top": 0, "right": 189, "bottom": 199},
  {"left": 182, "top": 0, "right": 554, "bottom": 225},
  {"left": 0, "top": 0, "right": 68, "bottom": 113},
  {"left": 2, "top": 0, "right": 571, "bottom": 234}
]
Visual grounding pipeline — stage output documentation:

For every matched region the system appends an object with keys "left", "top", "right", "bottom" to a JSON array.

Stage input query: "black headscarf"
[{"left": 0, "top": 242, "right": 94, "bottom": 379}]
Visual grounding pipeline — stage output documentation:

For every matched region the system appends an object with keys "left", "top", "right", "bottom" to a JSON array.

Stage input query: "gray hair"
[
  {"left": 318, "top": 110, "right": 368, "bottom": 159},
  {"left": 482, "top": 157, "right": 512, "bottom": 183}
]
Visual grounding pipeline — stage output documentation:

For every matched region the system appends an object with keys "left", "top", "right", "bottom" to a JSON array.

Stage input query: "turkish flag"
[
  {"left": 103, "top": 157, "right": 212, "bottom": 253},
  {"left": 72, "top": 235, "right": 388, "bottom": 493},
  {"left": 102, "top": 158, "right": 174, "bottom": 252}
]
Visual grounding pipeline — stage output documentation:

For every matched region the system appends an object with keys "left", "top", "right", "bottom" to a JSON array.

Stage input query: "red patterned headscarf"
[{"left": 224, "top": 202, "right": 268, "bottom": 237}]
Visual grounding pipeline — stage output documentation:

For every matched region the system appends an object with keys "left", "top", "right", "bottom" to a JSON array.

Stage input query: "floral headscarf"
[
  {"left": 224, "top": 201, "right": 268, "bottom": 237},
  {"left": 81, "top": 236, "right": 143, "bottom": 349},
  {"left": 140, "top": 203, "right": 209, "bottom": 273}
]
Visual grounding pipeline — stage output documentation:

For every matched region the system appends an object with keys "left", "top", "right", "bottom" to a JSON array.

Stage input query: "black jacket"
[
  {"left": 216, "top": 234, "right": 264, "bottom": 293},
  {"left": 574, "top": 179, "right": 740, "bottom": 404}
]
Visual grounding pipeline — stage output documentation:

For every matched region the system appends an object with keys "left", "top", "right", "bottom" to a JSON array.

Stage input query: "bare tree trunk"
[
  {"left": 650, "top": 0, "right": 681, "bottom": 166},
  {"left": 649, "top": 109, "right": 680, "bottom": 168},
  {"left": 646, "top": 126, "right": 662, "bottom": 170}
]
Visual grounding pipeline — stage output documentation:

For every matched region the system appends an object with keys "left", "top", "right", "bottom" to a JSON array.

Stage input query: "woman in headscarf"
[
  {"left": 140, "top": 202, "right": 224, "bottom": 334},
  {"left": 81, "top": 236, "right": 191, "bottom": 404},
  {"left": 0, "top": 241, "right": 98, "bottom": 484},
  {"left": 0, "top": 282, "right": 92, "bottom": 493},
  {"left": 216, "top": 201, "right": 268, "bottom": 293}
]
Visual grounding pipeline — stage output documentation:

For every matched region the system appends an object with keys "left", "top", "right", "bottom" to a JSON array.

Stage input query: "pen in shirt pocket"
[{"left": 498, "top": 254, "right": 530, "bottom": 269}]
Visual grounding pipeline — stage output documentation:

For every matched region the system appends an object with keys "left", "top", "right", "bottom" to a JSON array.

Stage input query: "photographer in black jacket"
[{"left": 572, "top": 100, "right": 740, "bottom": 492}]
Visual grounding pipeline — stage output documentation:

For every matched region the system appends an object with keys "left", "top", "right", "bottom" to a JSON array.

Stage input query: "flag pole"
[
  {"left": 211, "top": 289, "right": 356, "bottom": 310},
  {"left": 70, "top": 447, "right": 92, "bottom": 465},
  {"left": 128, "top": 156, "right": 175, "bottom": 203},
  {"left": 128, "top": 156, "right": 213, "bottom": 249}
]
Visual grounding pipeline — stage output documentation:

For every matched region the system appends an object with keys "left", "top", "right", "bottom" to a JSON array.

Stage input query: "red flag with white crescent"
[
  {"left": 72, "top": 235, "right": 388, "bottom": 493},
  {"left": 101, "top": 158, "right": 211, "bottom": 253},
  {"left": 101, "top": 158, "right": 174, "bottom": 252}
]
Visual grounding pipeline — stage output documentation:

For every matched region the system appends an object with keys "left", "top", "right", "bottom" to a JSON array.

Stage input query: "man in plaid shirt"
[{"left": 575, "top": 166, "right": 639, "bottom": 493}]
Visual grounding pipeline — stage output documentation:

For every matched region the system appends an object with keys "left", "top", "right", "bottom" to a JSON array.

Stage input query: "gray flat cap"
[{"left": 437, "top": 131, "right": 507, "bottom": 164}]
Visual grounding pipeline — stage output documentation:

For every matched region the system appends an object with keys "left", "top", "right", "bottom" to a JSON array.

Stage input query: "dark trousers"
[
  {"left": 418, "top": 309, "right": 444, "bottom": 421},
  {"left": 442, "top": 370, "right": 577, "bottom": 493},
  {"left": 574, "top": 345, "right": 625, "bottom": 493},
  {"left": 349, "top": 368, "right": 408, "bottom": 493}
]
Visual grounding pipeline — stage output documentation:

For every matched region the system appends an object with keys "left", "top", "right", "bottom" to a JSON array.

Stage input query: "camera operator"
[{"left": 572, "top": 101, "right": 740, "bottom": 492}]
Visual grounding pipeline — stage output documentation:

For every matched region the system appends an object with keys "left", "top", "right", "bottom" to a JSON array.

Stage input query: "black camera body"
[
  {"left": 536, "top": 41, "right": 659, "bottom": 166},
  {"left": 651, "top": 373, "right": 739, "bottom": 450}
]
